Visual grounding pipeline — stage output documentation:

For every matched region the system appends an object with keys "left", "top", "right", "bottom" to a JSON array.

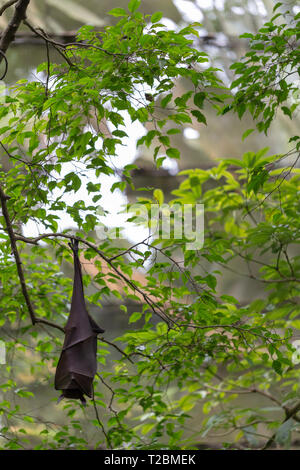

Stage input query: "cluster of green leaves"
[
  {"left": 224, "top": 3, "right": 300, "bottom": 139},
  {"left": 0, "top": 2, "right": 299, "bottom": 450},
  {"left": 101, "top": 152, "right": 299, "bottom": 449},
  {"left": 0, "top": 1, "right": 223, "bottom": 232}
]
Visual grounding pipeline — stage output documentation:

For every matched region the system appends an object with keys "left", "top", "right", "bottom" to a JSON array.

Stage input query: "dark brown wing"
[{"left": 55, "top": 239, "right": 104, "bottom": 404}]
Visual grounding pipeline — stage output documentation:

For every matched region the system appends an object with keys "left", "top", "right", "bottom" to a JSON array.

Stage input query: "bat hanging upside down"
[{"left": 55, "top": 239, "right": 105, "bottom": 405}]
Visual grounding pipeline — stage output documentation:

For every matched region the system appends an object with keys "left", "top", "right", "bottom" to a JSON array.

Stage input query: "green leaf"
[
  {"left": 167, "top": 128, "right": 181, "bottom": 135},
  {"left": 129, "top": 312, "right": 142, "bottom": 323},
  {"left": 194, "top": 92, "right": 206, "bottom": 109},
  {"left": 156, "top": 157, "right": 165, "bottom": 168},
  {"left": 141, "top": 423, "right": 155, "bottom": 435},
  {"left": 240, "top": 33, "right": 254, "bottom": 39},
  {"left": 272, "top": 359, "right": 282, "bottom": 375},
  {"left": 153, "top": 189, "right": 164, "bottom": 205},
  {"left": 205, "top": 274, "right": 217, "bottom": 291},
  {"left": 128, "top": 0, "right": 141, "bottom": 12},
  {"left": 273, "top": 2, "right": 282, "bottom": 11},
  {"left": 166, "top": 148, "right": 180, "bottom": 159},
  {"left": 281, "top": 106, "right": 292, "bottom": 119},
  {"left": 242, "top": 128, "right": 254, "bottom": 141},
  {"left": 161, "top": 94, "right": 172, "bottom": 108},
  {"left": 151, "top": 12, "right": 163, "bottom": 23},
  {"left": 65, "top": 172, "right": 81, "bottom": 192},
  {"left": 111, "top": 181, "right": 126, "bottom": 193},
  {"left": 191, "top": 109, "right": 207, "bottom": 125},
  {"left": 108, "top": 8, "right": 128, "bottom": 17},
  {"left": 275, "top": 418, "right": 293, "bottom": 447},
  {"left": 23, "top": 416, "right": 35, "bottom": 423}
]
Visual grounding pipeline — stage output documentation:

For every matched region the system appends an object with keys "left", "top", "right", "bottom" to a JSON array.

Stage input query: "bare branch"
[
  {"left": 98, "top": 337, "right": 134, "bottom": 364},
  {"left": 23, "top": 19, "right": 126, "bottom": 58},
  {"left": 0, "top": 0, "right": 18, "bottom": 16},
  {"left": 0, "top": 0, "right": 30, "bottom": 62},
  {"left": 0, "top": 49, "right": 8, "bottom": 79},
  {"left": 261, "top": 400, "right": 300, "bottom": 450},
  {"left": 23, "top": 19, "right": 75, "bottom": 67},
  {"left": 34, "top": 318, "right": 64, "bottom": 333}
]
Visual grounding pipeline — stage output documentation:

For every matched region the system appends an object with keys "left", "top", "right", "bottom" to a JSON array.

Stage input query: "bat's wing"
[
  {"left": 55, "top": 334, "right": 98, "bottom": 404},
  {"left": 55, "top": 240, "right": 105, "bottom": 404}
]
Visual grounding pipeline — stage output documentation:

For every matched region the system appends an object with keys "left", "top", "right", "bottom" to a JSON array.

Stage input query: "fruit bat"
[{"left": 55, "top": 239, "right": 105, "bottom": 405}]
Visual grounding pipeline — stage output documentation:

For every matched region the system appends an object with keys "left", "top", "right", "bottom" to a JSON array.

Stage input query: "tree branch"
[
  {"left": 13, "top": 232, "right": 177, "bottom": 326},
  {"left": 98, "top": 337, "right": 134, "bottom": 364},
  {"left": 0, "top": 0, "right": 18, "bottom": 16},
  {"left": 0, "top": 183, "right": 36, "bottom": 325},
  {"left": 0, "top": 0, "right": 30, "bottom": 63},
  {"left": 261, "top": 400, "right": 300, "bottom": 450},
  {"left": 0, "top": 50, "right": 8, "bottom": 79},
  {"left": 23, "top": 19, "right": 75, "bottom": 67},
  {"left": 23, "top": 19, "right": 126, "bottom": 58},
  {"left": 34, "top": 318, "right": 64, "bottom": 333},
  {"left": 0, "top": 184, "right": 65, "bottom": 333}
]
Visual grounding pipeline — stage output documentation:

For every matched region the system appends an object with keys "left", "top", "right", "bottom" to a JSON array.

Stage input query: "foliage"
[
  {"left": 0, "top": 2, "right": 299, "bottom": 450},
  {"left": 224, "top": 2, "right": 300, "bottom": 136}
]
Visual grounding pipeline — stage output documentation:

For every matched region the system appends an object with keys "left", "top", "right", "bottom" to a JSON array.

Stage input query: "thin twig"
[
  {"left": 98, "top": 336, "right": 134, "bottom": 364},
  {"left": 23, "top": 19, "right": 127, "bottom": 57},
  {"left": 92, "top": 385, "right": 112, "bottom": 449},
  {"left": 23, "top": 19, "right": 74, "bottom": 67},
  {"left": 246, "top": 153, "right": 300, "bottom": 218},
  {"left": 0, "top": 0, "right": 18, "bottom": 16},
  {"left": 0, "top": 50, "right": 8, "bottom": 79},
  {"left": 35, "top": 318, "right": 64, "bottom": 333},
  {"left": 261, "top": 400, "right": 300, "bottom": 450},
  {"left": 0, "top": 0, "right": 30, "bottom": 62}
]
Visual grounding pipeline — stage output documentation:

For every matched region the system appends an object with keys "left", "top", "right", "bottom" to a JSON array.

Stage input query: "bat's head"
[{"left": 57, "top": 390, "right": 87, "bottom": 406}]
